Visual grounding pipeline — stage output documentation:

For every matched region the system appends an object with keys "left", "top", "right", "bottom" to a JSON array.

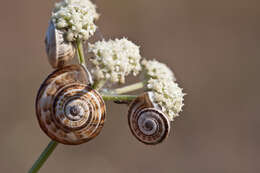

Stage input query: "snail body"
[
  {"left": 128, "top": 92, "right": 170, "bottom": 145},
  {"left": 36, "top": 65, "right": 106, "bottom": 145},
  {"left": 45, "top": 21, "right": 75, "bottom": 69}
]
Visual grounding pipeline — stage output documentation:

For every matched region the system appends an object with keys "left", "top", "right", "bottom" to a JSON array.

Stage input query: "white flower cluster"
[
  {"left": 141, "top": 59, "right": 176, "bottom": 81},
  {"left": 52, "top": 0, "right": 99, "bottom": 42},
  {"left": 88, "top": 38, "right": 142, "bottom": 83},
  {"left": 142, "top": 59, "right": 185, "bottom": 121}
]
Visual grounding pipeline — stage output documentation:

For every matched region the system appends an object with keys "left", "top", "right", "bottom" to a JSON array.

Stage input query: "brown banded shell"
[
  {"left": 36, "top": 65, "right": 106, "bottom": 145},
  {"left": 128, "top": 92, "right": 170, "bottom": 145},
  {"left": 45, "top": 20, "right": 75, "bottom": 68}
]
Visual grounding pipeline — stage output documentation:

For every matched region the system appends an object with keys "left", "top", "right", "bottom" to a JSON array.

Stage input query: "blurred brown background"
[{"left": 0, "top": 0, "right": 259, "bottom": 172}]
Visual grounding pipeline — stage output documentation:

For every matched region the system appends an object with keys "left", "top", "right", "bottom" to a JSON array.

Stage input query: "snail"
[
  {"left": 35, "top": 64, "right": 106, "bottom": 145},
  {"left": 128, "top": 92, "right": 170, "bottom": 145},
  {"left": 45, "top": 20, "right": 75, "bottom": 69}
]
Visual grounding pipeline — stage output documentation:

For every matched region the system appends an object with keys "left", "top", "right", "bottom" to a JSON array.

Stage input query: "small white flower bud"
[
  {"left": 66, "top": 31, "right": 74, "bottom": 42},
  {"left": 56, "top": 19, "right": 68, "bottom": 28}
]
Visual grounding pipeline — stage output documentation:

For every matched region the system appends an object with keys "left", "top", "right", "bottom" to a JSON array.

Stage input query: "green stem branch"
[
  {"left": 114, "top": 82, "right": 144, "bottom": 94},
  {"left": 76, "top": 39, "right": 86, "bottom": 66},
  {"left": 28, "top": 141, "right": 58, "bottom": 173},
  {"left": 102, "top": 94, "right": 137, "bottom": 102}
]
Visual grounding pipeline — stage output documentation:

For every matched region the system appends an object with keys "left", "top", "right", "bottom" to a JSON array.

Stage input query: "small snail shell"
[
  {"left": 45, "top": 20, "right": 75, "bottom": 68},
  {"left": 128, "top": 92, "right": 170, "bottom": 145},
  {"left": 36, "top": 65, "right": 106, "bottom": 145}
]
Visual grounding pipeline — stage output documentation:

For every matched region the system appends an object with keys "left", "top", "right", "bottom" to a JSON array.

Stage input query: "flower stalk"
[
  {"left": 76, "top": 39, "right": 86, "bottom": 66},
  {"left": 28, "top": 141, "right": 58, "bottom": 173},
  {"left": 102, "top": 94, "right": 137, "bottom": 102},
  {"left": 114, "top": 82, "right": 144, "bottom": 94}
]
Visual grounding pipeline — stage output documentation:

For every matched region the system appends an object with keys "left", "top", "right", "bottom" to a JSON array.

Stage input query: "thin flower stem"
[
  {"left": 114, "top": 82, "right": 144, "bottom": 94},
  {"left": 76, "top": 39, "right": 86, "bottom": 65},
  {"left": 76, "top": 39, "right": 95, "bottom": 85},
  {"left": 102, "top": 94, "right": 137, "bottom": 102},
  {"left": 28, "top": 141, "right": 58, "bottom": 173}
]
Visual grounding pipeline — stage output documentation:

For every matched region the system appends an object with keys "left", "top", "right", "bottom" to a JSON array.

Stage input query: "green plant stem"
[
  {"left": 102, "top": 94, "right": 137, "bottom": 102},
  {"left": 114, "top": 82, "right": 144, "bottom": 94},
  {"left": 28, "top": 141, "right": 58, "bottom": 173},
  {"left": 76, "top": 39, "right": 86, "bottom": 65}
]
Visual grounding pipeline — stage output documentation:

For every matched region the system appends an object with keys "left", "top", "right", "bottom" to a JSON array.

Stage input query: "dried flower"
[
  {"left": 51, "top": 0, "right": 99, "bottom": 42},
  {"left": 88, "top": 38, "right": 142, "bottom": 84},
  {"left": 142, "top": 59, "right": 184, "bottom": 120}
]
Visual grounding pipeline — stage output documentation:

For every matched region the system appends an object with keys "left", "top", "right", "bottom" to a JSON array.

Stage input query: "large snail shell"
[
  {"left": 128, "top": 92, "right": 170, "bottom": 145},
  {"left": 36, "top": 65, "right": 106, "bottom": 145},
  {"left": 45, "top": 20, "right": 75, "bottom": 69}
]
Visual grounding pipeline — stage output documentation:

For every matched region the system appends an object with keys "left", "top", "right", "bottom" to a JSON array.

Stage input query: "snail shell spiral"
[
  {"left": 128, "top": 92, "right": 170, "bottom": 145},
  {"left": 45, "top": 20, "right": 75, "bottom": 69},
  {"left": 36, "top": 65, "right": 106, "bottom": 145}
]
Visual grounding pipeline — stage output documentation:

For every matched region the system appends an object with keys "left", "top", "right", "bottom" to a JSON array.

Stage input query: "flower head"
[
  {"left": 142, "top": 59, "right": 176, "bottom": 81},
  {"left": 52, "top": 0, "right": 99, "bottom": 42},
  {"left": 147, "top": 79, "right": 185, "bottom": 121},
  {"left": 142, "top": 59, "right": 184, "bottom": 121},
  {"left": 88, "top": 38, "right": 142, "bottom": 84}
]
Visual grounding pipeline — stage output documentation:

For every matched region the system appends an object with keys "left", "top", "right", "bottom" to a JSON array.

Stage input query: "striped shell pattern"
[
  {"left": 128, "top": 92, "right": 170, "bottom": 145},
  {"left": 36, "top": 65, "right": 106, "bottom": 145},
  {"left": 45, "top": 20, "right": 75, "bottom": 69}
]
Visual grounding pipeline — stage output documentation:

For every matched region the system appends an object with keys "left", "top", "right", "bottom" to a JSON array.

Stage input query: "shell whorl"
[
  {"left": 36, "top": 65, "right": 106, "bottom": 145},
  {"left": 128, "top": 92, "right": 170, "bottom": 145},
  {"left": 45, "top": 20, "right": 75, "bottom": 69}
]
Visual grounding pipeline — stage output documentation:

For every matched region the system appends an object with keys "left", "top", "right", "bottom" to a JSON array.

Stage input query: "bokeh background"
[{"left": 0, "top": 0, "right": 259, "bottom": 172}]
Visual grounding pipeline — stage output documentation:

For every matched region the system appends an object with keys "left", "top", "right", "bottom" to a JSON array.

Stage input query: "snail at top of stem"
[
  {"left": 45, "top": 20, "right": 75, "bottom": 69},
  {"left": 128, "top": 92, "right": 171, "bottom": 145},
  {"left": 35, "top": 64, "right": 106, "bottom": 145}
]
